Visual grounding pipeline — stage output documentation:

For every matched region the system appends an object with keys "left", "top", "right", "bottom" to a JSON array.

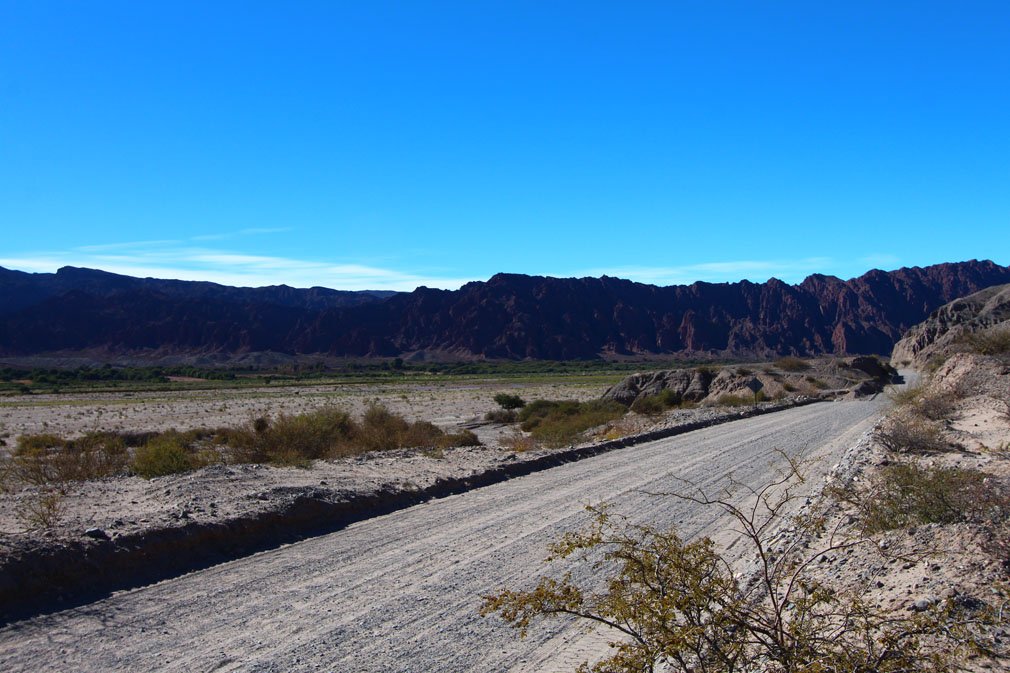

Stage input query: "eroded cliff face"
[
  {"left": 2, "top": 260, "right": 1009, "bottom": 360},
  {"left": 892, "top": 283, "right": 1010, "bottom": 367}
]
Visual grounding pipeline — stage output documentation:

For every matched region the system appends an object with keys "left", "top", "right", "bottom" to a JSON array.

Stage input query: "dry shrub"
[
  {"left": 484, "top": 461, "right": 1007, "bottom": 673},
  {"left": 999, "top": 398, "right": 1010, "bottom": 423},
  {"left": 16, "top": 488, "right": 66, "bottom": 531},
  {"left": 7, "top": 432, "right": 128, "bottom": 486},
  {"left": 715, "top": 391, "right": 765, "bottom": 406},
  {"left": 500, "top": 430, "right": 537, "bottom": 453},
  {"left": 630, "top": 388, "right": 682, "bottom": 416},
  {"left": 857, "top": 463, "right": 1010, "bottom": 534},
  {"left": 775, "top": 356, "right": 811, "bottom": 371},
  {"left": 231, "top": 404, "right": 480, "bottom": 465},
  {"left": 960, "top": 327, "right": 1010, "bottom": 356},
  {"left": 890, "top": 384, "right": 958, "bottom": 422},
  {"left": 805, "top": 375, "right": 829, "bottom": 389},
  {"left": 873, "top": 414, "right": 948, "bottom": 454},
  {"left": 485, "top": 408, "right": 517, "bottom": 423},
  {"left": 274, "top": 407, "right": 358, "bottom": 457},
  {"left": 983, "top": 521, "right": 1010, "bottom": 573},
  {"left": 915, "top": 390, "right": 959, "bottom": 421},
  {"left": 438, "top": 429, "right": 480, "bottom": 448}
]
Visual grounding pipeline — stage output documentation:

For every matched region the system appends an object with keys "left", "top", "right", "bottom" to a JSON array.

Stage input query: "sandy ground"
[{"left": 0, "top": 380, "right": 604, "bottom": 441}]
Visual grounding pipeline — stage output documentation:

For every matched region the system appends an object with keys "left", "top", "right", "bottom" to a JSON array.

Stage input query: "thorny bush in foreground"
[{"left": 482, "top": 457, "right": 1007, "bottom": 673}]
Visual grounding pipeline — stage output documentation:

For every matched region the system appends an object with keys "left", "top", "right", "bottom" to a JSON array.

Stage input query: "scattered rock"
[{"left": 83, "top": 527, "right": 110, "bottom": 541}]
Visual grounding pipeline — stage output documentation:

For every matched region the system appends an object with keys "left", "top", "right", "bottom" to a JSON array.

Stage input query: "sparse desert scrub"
[
  {"left": 889, "top": 383, "right": 958, "bottom": 422},
  {"left": 484, "top": 459, "right": 1005, "bottom": 673},
  {"left": 229, "top": 404, "right": 479, "bottom": 465},
  {"left": 485, "top": 408, "right": 517, "bottom": 423},
  {"left": 630, "top": 388, "right": 682, "bottom": 416},
  {"left": 517, "top": 399, "right": 626, "bottom": 447},
  {"left": 15, "top": 487, "right": 66, "bottom": 531},
  {"left": 500, "top": 430, "right": 537, "bottom": 452},
  {"left": 713, "top": 391, "right": 766, "bottom": 407},
  {"left": 774, "top": 355, "right": 811, "bottom": 371},
  {"left": 5, "top": 431, "right": 129, "bottom": 486},
  {"left": 853, "top": 462, "right": 1010, "bottom": 534},
  {"left": 873, "top": 413, "right": 949, "bottom": 454},
  {"left": 6, "top": 405, "right": 483, "bottom": 479},
  {"left": 958, "top": 326, "right": 1010, "bottom": 356}
]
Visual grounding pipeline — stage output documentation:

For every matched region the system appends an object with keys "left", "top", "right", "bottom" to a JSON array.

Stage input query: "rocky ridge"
[
  {"left": 892, "top": 283, "right": 1010, "bottom": 367},
  {"left": 2, "top": 260, "right": 1010, "bottom": 360}
]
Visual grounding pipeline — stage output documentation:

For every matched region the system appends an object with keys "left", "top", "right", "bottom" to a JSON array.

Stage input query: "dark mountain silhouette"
[
  {"left": 1, "top": 261, "right": 1009, "bottom": 360},
  {"left": 0, "top": 266, "right": 395, "bottom": 318}
]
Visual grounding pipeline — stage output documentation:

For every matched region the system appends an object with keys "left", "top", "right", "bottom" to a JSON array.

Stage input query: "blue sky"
[{"left": 1, "top": 2, "right": 1007, "bottom": 291}]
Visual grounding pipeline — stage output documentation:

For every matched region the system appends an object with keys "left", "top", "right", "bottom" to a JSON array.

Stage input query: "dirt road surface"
[{"left": 0, "top": 399, "right": 883, "bottom": 673}]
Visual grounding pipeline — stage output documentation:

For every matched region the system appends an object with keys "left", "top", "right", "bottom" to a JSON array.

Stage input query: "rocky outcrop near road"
[
  {"left": 603, "top": 356, "right": 899, "bottom": 406},
  {"left": 891, "top": 283, "right": 1010, "bottom": 368}
]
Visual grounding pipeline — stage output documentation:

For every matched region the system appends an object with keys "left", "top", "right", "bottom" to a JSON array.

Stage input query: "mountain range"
[{"left": 2, "top": 261, "right": 1009, "bottom": 361}]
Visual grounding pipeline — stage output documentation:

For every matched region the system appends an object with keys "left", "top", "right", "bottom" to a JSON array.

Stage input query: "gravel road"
[{"left": 0, "top": 399, "right": 883, "bottom": 673}]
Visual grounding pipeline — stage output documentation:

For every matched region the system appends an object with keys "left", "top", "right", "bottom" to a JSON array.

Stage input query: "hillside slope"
[{"left": 891, "top": 283, "right": 1010, "bottom": 367}]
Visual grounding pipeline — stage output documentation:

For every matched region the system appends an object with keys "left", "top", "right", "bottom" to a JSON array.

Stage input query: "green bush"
[
  {"left": 485, "top": 463, "right": 1002, "bottom": 673},
  {"left": 518, "top": 399, "right": 626, "bottom": 447},
  {"left": 131, "top": 433, "right": 196, "bottom": 478},
  {"left": 493, "top": 393, "right": 526, "bottom": 410}
]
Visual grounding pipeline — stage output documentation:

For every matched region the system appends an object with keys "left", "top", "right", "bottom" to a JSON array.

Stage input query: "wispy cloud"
[
  {"left": 191, "top": 226, "right": 295, "bottom": 242},
  {"left": 0, "top": 240, "right": 474, "bottom": 291},
  {"left": 859, "top": 253, "right": 901, "bottom": 268},
  {"left": 577, "top": 257, "right": 835, "bottom": 286}
]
